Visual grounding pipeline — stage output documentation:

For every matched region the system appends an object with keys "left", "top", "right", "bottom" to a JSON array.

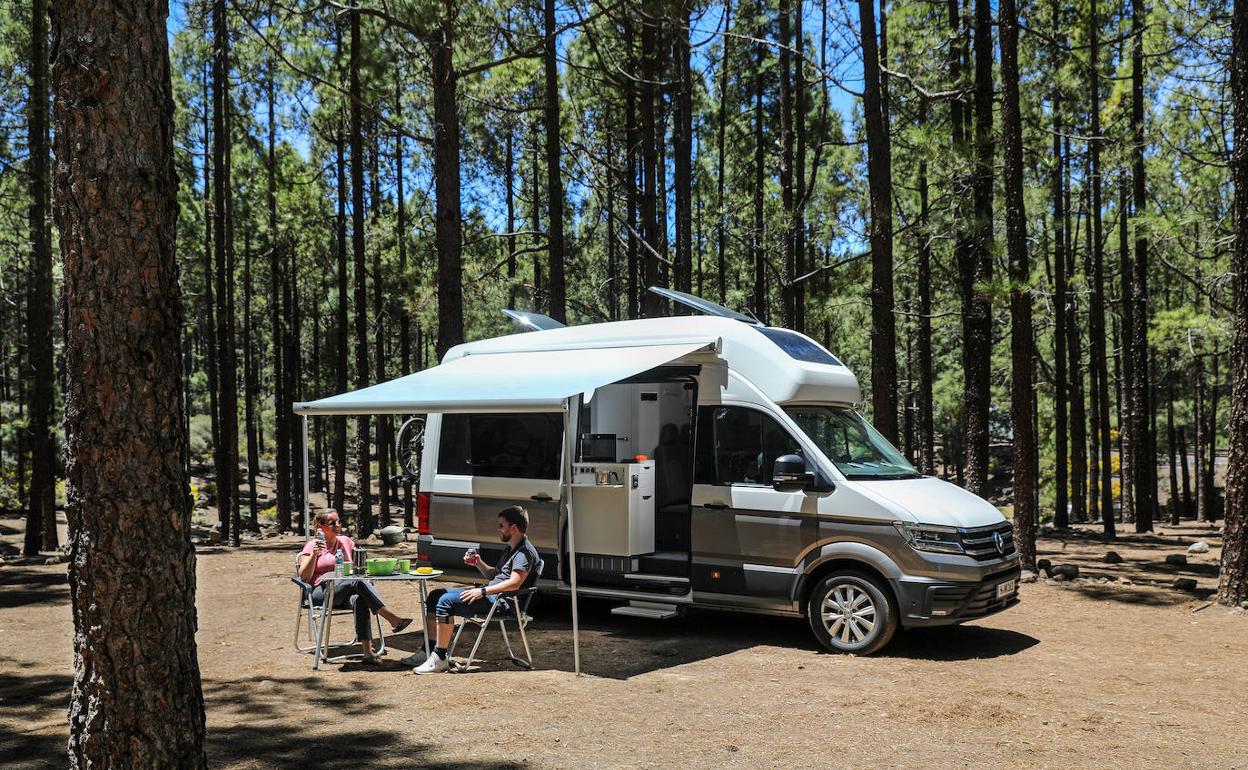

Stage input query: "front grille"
[
  {"left": 927, "top": 566, "right": 1020, "bottom": 620},
  {"left": 959, "top": 522, "right": 1016, "bottom": 561}
]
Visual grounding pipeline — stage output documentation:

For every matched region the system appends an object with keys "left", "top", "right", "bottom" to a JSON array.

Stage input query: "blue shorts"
[{"left": 428, "top": 587, "right": 498, "bottom": 622}]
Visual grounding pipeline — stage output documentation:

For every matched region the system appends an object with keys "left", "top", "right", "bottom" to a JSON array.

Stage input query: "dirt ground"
[{"left": 2, "top": 515, "right": 1247, "bottom": 769}]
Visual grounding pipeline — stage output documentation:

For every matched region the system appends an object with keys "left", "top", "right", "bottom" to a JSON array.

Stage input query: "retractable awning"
[
  {"left": 291, "top": 336, "right": 720, "bottom": 678},
  {"left": 292, "top": 339, "right": 719, "bottom": 416}
]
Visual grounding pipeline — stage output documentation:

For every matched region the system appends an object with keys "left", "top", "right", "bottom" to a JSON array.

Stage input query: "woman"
[{"left": 297, "top": 510, "right": 412, "bottom": 663}]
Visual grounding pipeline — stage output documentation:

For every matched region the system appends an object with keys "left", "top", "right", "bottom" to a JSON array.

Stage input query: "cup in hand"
[{"left": 464, "top": 547, "right": 480, "bottom": 566}]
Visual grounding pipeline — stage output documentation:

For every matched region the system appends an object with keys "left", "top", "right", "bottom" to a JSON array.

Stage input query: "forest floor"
[{"left": 2, "top": 512, "right": 1247, "bottom": 768}]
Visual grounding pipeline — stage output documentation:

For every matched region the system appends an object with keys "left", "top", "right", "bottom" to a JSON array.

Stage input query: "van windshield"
[{"left": 783, "top": 406, "right": 921, "bottom": 480}]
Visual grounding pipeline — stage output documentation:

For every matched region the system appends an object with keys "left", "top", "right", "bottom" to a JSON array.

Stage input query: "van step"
[{"left": 611, "top": 601, "right": 680, "bottom": 620}]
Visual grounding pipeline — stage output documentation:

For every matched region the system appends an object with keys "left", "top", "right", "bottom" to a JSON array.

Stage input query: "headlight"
[{"left": 893, "top": 521, "right": 964, "bottom": 554}]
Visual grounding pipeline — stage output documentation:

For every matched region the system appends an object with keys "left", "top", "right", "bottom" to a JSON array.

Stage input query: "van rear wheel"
[{"left": 806, "top": 572, "right": 897, "bottom": 655}]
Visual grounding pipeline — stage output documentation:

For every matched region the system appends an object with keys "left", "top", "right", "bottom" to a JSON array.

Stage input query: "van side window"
[
  {"left": 694, "top": 406, "right": 801, "bottom": 486},
  {"left": 437, "top": 413, "right": 563, "bottom": 479}
]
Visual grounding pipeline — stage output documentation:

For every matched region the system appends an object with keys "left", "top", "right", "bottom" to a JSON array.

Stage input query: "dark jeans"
[{"left": 310, "top": 577, "right": 385, "bottom": 641}]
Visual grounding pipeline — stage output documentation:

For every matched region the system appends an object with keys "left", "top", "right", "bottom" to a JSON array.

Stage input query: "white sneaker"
[{"left": 413, "top": 652, "right": 448, "bottom": 674}]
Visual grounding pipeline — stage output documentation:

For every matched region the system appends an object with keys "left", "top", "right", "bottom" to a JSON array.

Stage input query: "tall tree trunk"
[
  {"left": 793, "top": 0, "right": 807, "bottom": 333},
  {"left": 1205, "top": 354, "right": 1219, "bottom": 521},
  {"left": 1129, "top": 0, "right": 1154, "bottom": 532},
  {"left": 212, "top": 0, "right": 239, "bottom": 546},
  {"left": 1167, "top": 376, "right": 1181, "bottom": 525},
  {"left": 243, "top": 231, "right": 259, "bottom": 532},
  {"left": 53, "top": 0, "right": 207, "bottom": 759},
  {"left": 639, "top": 0, "right": 662, "bottom": 316},
  {"left": 751, "top": 0, "right": 766, "bottom": 323},
  {"left": 1118, "top": 176, "right": 1134, "bottom": 524},
  {"left": 396, "top": 72, "right": 415, "bottom": 528},
  {"left": 350, "top": 10, "right": 372, "bottom": 536},
  {"left": 962, "top": 0, "right": 994, "bottom": 495},
  {"left": 606, "top": 133, "right": 619, "bottom": 320},
  {"left": 270, "top": 61, "right": 291, "bottom": 532},
  {"left": 200, "top": 62, "right": 221, "bottom": 536},
  {"left": 1051, "top": 15, "right": 1069, "bottom": 529},
  {"left": 779, "top": 0, "right": 794, "bottom": 326},
  {"left": 432, "top": 5, "right": 464, "bottom": 358},
  {"left": 543, "top": 0, "right": 568, "bottom": 322},
  {"left": 917, "top": 98, "right": 935, "bottom": 475},
  {"left": 1000, "top": 0, "right": 1036, "bottom": 569},
  {"left": 286, "top": 240, "right": 304, "bottom": 528},
  {"left": 24, "top": 0, "right": 57, "bottom": 556},
  {"left": 1180, "top": 421, "right": 1193, "bottom": 517},
  {"left": 333, "top": 113, "right": 348, "bottom": 516},
  {"left": 859, "top": 0, "right": 899, "bottom": 445},
  {"left": 673, "top": 0, "right": 694, "bottom": 297},
  {"left": 531, "top": 122, "right": 544, "bottom": 309},
  {"left": 624, "top": 18, "right": 638, "bottom": 318},
  {"left": 715, "top": 0, "right": 731, "bottom": 306},
  {"left": 1195, "top": 356, "right": 1207, "bottom": 521},
  {"left": 1088, "top": 0, "right": 1114, "bottom": 535},
  {"left": 1219, "top": 0, "right": 1248, "bottom": 604},
  {"left": 1068, "top": 169, "right": 1089, "bottom": 523}
]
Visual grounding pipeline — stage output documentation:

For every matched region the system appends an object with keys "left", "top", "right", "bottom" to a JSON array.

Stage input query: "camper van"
[{"left": 413, "top": 293, "right": 1020, "bottom": 654}]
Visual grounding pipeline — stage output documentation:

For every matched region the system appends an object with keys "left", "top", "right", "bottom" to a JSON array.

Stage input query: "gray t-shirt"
[{"left": 488, "top": 537, "right": 537, "bottom": 591}]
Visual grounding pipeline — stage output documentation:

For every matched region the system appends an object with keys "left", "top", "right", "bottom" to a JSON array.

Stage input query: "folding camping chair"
[
  {"left": 448, "top": 556, "right": 544, "bottom": 671},
  {"left": 292, "top": 556, "right": 386, "bottom": 657}
]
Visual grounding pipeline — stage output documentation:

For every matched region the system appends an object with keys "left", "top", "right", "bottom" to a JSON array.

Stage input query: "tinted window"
[
  {"left": 754, "top": 327, "right": 842, "bottom": 366},
  {"left": 437, "top": 413, "right": 563, "bottom": 479},
  {"left": 694, "top": 406, "right": 801, "bottom": 486}
]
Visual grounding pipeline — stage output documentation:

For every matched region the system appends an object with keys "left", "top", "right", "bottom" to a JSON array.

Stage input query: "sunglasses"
[{"left": 323, "top": 520, "right": 342, "bottom": 528}]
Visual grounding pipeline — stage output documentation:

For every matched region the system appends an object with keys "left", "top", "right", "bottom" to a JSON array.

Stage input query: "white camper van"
[{"left": 409, "top": 292, "right": 1020, "bottom": 655}]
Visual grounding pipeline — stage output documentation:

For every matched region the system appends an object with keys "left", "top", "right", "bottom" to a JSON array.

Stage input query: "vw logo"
[{"left": 993, "top": 531, "right": 1006, "bottom": 555}]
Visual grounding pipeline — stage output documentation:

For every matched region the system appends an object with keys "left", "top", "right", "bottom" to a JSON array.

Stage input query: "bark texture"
[
  {"left": 24, "top": 0, "right": 57, "bottom": 557},
  {"left": 1219, "top": 0, "right": 1248, "bottom": 606},
  {"left": 52, "top": 0, "right": 207, "bottom": 763},
  {"left": 859, "top": 0, "right": 899, "bottom": 446},
  {"left": 1000, "top": 0, "right": 1036, "bottom": 570}
]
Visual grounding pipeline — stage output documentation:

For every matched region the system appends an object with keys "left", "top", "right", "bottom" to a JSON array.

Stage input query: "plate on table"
[{"left": 411, "top": 568, "right": 444, "bottom": 577}]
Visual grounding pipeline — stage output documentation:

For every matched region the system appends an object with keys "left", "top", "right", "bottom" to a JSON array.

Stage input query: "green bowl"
[{"left": 366, "top": 558, "right": 398, "bottom": 576}]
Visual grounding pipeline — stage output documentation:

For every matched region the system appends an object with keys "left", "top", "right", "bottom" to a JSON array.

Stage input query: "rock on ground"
[
  {"left": 1104, "top": 551, "right": 1123, "bottom": 564},
  {"left": 1187, "top": 541, "right": 1211, "bottom": 554},
  {"left": 1165, "top": 554, "right": 1188, "bottom": 567},
  {"left": 1173, "top": 578, "right": 1198, "bottom": 591},
  {"left": 1051, "top": 564, "right": 1080, "bottom": 580}
]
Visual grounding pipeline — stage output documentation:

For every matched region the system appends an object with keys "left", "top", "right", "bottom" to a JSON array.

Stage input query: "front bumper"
[{"left": 892, "top": 565, "right": 1022, "bottom": 628}]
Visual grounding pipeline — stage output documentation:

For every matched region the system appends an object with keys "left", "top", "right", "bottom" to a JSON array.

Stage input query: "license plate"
[{"left": 996, "top": 579, "right": 1017, "bottom": 598}]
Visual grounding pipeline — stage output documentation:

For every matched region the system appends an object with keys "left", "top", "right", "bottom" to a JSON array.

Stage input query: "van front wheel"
[{"left": 806, "top": 572, "right": 897, "bottom": 655}]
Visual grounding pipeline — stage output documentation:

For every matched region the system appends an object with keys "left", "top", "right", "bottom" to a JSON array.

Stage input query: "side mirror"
[{"left": 772, "top": 454, "right": 814, "bottom": 492}]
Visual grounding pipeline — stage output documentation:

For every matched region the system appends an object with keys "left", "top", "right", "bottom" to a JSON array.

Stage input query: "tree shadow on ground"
[
  {"left": 0, "top": 669, "right": 71, "bottom": 769},
  {"left": 0, "top": 668, "right": 523, "bottom": 769},
  {"left": 1135, "top": 559, "right": 1221, "bottom": 578},
  {"left": 201, "top": 676, "right": 523, "bottom": 769},
  {"left": 1061, "top": 583, "right": 1195, "bottom": 607},
  {"left": 0, "top": 567, "right": 69, "bottom": 610}
]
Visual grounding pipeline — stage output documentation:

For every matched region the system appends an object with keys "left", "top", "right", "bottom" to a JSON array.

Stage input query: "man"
[{"left": 414, "top": 505, "right": 539, "bottom": 674}]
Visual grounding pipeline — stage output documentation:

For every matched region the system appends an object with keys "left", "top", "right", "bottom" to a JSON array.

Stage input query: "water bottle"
[{"left": 334, "top": 547, "right": 345, "bottom": 579}]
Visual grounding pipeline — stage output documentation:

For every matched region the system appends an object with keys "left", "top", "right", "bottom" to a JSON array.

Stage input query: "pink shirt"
[{"left": 298, "top": 535, "right": 355, "bottom": 586}]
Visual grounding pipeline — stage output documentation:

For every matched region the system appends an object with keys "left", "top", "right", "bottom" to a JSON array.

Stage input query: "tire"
[{"left": 806, "top": 571, "right": 898, "bottom": 655}]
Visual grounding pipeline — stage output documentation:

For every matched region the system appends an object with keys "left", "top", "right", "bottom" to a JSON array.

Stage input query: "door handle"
[
  {"left": 531, "top": 494, "right": 553, "bottom": 502},
  {"left": 704, "top": 502, "right": 728, "bottom": 510}
]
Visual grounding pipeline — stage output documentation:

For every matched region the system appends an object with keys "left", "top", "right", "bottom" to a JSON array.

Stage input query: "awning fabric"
[{"left": 292, "top": 340, "right": 717, "bottom": 416}]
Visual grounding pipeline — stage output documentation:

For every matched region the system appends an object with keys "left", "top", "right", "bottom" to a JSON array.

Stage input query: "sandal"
[
  {"left": 360, "top": 654, "right": 383, "bottom": 665},
  {"left": 391, "top": 618, "right": 413, "bottom": 634}
]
